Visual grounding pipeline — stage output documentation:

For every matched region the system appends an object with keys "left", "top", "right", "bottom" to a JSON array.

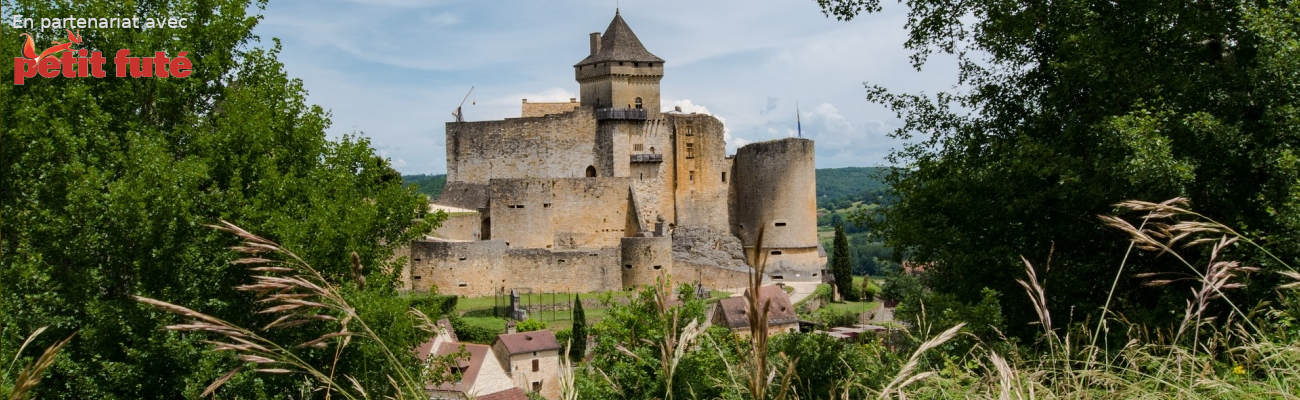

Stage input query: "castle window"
[
  {"left": 532, "top": 381, "right": 542, "bottom": 392},
  {"left": 774, "top": 222, "right": 787, "bottom": 227},
  {"left": 772, "top": 275, "right": 784, "bottom": 280},
  {"left": 414, "top": 258, "right": 421, "bottom": 262},
  {"left": 635, "top": 97, "right": 643, "bottom": 109},
  {"left": 586, "top": 165, "right": 597, "bottom": 177},
  {"left": 770, "top": 250, "right": 783, "bottom": 255},
  {"left": 652, "top": 265, "right": 662, "bottom": 270},
  {"left": 649, "top": 146, "right": 656, "bottom": 153},
  {"left": 458, "top": 282, "right": 468, "bottom": 287},
  {"left": 458, "top": 257, "right": 467, "bottom": 261},
  {"left": 558, "top": 259, "right": 567, "bottom": 263},
  {"left": 532, "top": 359, "right": 540, "bottom": 372},
  {"left": 619, "top": 61, "right": 624, "bottom": 66},
  {"left": 412, "top": 275, "right": 422, "bottom": 280},
  {"left": 689, "top": 171, "right": 695, "bottom": 182},
  {"left": 633, "top": 143, "right": 644, "bottom": 151},
  {"left": 685, "top": 143, "right": 695, "bottom": 159},
  {"left": 722, "top": 172, "right": 727, "bottom": 182},
  {"left": 624, "top": 264, "right": 633, "bottom": 270}
]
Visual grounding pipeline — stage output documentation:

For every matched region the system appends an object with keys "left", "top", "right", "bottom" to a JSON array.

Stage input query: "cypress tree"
[
  {"left": 832, "top": 223, "right": 858, "bottom": 301},
  {"left": 569, "top": 294, "right": 588, "bottom": 361}
]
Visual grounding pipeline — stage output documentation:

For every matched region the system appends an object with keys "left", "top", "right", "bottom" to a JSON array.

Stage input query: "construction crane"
[{"left": 452, "top": 86, "right": 475, "bottom": 122}]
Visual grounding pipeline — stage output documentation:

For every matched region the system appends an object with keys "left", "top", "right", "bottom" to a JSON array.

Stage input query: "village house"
[
  {"left": 415, "top": 321, "right": 527, "bottom": 400},
  {"left": 492, "top": 330, "right": 562, "bottom": 399},
  {"left": 711, "top": 285, "right": 800, "bottom": 335}
]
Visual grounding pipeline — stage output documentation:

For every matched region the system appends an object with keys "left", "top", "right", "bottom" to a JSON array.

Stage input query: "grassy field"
[{"left": 451, "top": 288, "right": 733, "bottom": 333}]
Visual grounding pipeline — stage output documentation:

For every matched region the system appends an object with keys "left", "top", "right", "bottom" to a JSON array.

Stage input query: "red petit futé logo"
[{"left": 13, "top": 29, "right": 193, "bottom": 84}]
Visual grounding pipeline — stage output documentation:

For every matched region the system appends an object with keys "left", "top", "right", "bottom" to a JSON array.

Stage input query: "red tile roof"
[
  {"left": 427, "top": 342, "right": 492, "bottom": 392},
  {"left": 478, "top": 387, "right": 529, "bottom": 400},
  {"left": 713, "top": 285, "right": 799, "bottom": 329},
  {"left": 494, "top": 330, "right": 561, "bottom": 355}
]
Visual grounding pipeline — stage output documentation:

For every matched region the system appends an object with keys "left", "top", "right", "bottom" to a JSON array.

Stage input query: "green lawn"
[
  {"left": 820, "top": 300, "right": 879, "bottom": 315},
  {"left": 449, "top": 288, "right": 733, "bottom": 333}
]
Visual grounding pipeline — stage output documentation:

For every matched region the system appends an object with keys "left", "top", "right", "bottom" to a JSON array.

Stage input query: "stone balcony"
[
  {"left": 630, "top": 153, "right": 663, "bottom": 163},
  {"left": 595, "top": 107, "right": 647, "bottom": 120}
]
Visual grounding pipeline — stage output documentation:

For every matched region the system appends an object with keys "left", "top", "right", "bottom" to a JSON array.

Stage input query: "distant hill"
[
  {"left": 403, "top": 174, "right": 446, "bottom": 198},
  {"left": 404, "top": 167, "right": 892, "bottom": 207},
  {"left": 815, "top": 167, "right": 892, "bottom": 210}
]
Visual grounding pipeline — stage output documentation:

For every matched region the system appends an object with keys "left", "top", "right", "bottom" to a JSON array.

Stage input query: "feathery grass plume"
[
  {"left": 3, "top": 327, "right": 75, "bottom": 400},
  {"left": 878, "top": 323, "right": 964, "bottom": 399},
  {"left": 1101, "top": 200, "right": 1269, "bottom": 339},
  {"left": 135, "top": 220, "right": 450, "bottom": 399},
  {"left": 1016, "top": 256, "right": 1052, "bottom": 337},
  {"left": 649, "top": 275, "right": 709, "bottom": 400},
  {"left": 557, "top": 339, "right": 578, "bottom": 400},
  {"left": 987, "top": 352, "right": 1019, "bottom": 400},
  {"left": 743, "top": 225, "right": 775, "bottom": 400}
]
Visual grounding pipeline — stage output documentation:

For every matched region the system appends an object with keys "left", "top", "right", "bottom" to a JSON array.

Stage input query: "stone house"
[
  {"left": 711, "top": 285, "right": 800, "bottom": 335},
  {"left": 415, "top": 320, "right": 526, "bottom": 400},
  {"left": 492, "top": 330, "right": 562, "bottom": 399}
]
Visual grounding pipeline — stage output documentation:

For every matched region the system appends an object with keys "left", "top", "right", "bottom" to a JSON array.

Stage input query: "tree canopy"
[
  {"left": 822, "top": 0, "right": 1300, "bottom": 336},
  {"left": 1, "top": 0, "right": 436, "bottom": 397}
]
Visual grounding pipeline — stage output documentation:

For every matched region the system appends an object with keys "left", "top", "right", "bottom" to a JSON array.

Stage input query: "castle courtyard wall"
[{"left": 445, "top": 109, "right": 601, "bottom": 185}]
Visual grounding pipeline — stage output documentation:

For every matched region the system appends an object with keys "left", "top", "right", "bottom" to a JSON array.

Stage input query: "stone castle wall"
[
  {"left": 408, "top": 240, "right": 620, "bottom": 296},
  {"left": 445, "top": 109, "right": 600, "bottom": 185},
  {"left": 626, "top": 118, "right": 672, "bottom": 232},
  {"left": 431, "top": 211, "right": 482, "bottom": 241},
  {"left": 487, "top": 177, "right": 633, "bottom": 250},
  {"left": 669, "top": 113, "right": 730, "bottom": 232},
  {"left": 521, "top": 99, "right": 579, "bottom": 118}
]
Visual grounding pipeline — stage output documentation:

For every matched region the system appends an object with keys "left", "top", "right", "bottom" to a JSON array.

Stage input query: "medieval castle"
[{"left": 403, "top": 11, "right": 824, "bottom": 296}]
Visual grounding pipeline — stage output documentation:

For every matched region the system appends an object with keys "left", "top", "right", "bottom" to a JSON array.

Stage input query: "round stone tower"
[
  {"left": 731, "top": 138, "right": 823, "bottom": 281},
  {"left": 620, "top": 236, "right": 672, "bottom": 289}
]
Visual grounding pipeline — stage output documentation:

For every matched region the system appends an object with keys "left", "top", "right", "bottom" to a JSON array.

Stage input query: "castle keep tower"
[{"left": 575, "top": 10, "right": 664, "bottom": 119}]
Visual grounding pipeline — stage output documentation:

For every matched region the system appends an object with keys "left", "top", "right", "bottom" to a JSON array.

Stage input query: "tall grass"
[
  {"left": 1, "top": 327, "right": 75, "bottom": 400},
  {"left": 862, "top": 198, "right": 1300, "bottom": 399},
  {"left": 135, "top": 221, "right": 459, "bottom": 399},
  {"left": 120, "top": 201, "right": 1300, "bottom": 399}
]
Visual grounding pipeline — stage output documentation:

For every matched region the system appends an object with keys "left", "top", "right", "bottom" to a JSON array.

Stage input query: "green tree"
[
  {"left": 820, "top": 0, "right": 1300, "bottom": 336},
  {"left": 0, "top": 1, "right": 438, "bottom": 397},
  {"left": 832, "top": 224, "right": 858, "bottom": 301},
  {"left": 569, "top": 294, "right": 588, "bottom": 361},
  {"left": 573, "top": 286, "right": 711, "bottom": 399}
]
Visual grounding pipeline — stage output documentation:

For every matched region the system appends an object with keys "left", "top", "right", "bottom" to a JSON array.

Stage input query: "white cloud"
[{"left": 255, "top": 1, "right": 957, "bottom": 173}]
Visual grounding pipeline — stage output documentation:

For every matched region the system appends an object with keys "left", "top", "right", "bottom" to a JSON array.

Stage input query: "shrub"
[{"left": 517, "top": 318, "right": 547, "bottom": 332}]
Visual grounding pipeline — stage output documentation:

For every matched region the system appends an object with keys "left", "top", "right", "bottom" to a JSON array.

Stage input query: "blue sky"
[{"left": 253, "top": 0, "right": 957, "bottom": 174}]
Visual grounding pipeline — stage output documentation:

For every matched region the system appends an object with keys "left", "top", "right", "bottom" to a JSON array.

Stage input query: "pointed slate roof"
[{"left": 575, "top": 11, "right": 664, "bottom": 67}]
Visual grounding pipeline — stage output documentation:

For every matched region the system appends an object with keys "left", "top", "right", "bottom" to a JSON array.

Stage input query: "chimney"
[
  {"left": 506, "top": 320, "right": 518, "bottom": 334},
  {"left": 589, "top": 32, "right": 601, "bottom": 55}
]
